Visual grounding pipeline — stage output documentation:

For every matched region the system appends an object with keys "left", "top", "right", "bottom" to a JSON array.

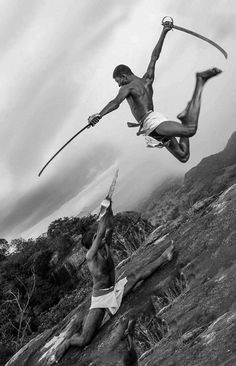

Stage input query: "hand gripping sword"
[
  {"left": 97, "top": 169, "right": 119, "bottom": 221},
  {"left": 162, "top": 16, "right": 228, "bottom": 59}
]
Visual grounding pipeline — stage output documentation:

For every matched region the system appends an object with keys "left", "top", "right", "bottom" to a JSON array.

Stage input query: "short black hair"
[
  {"left": 81, "top": 223, "right": 98, "bottom": 249},
  {"left": 113, "top": 64, "right": 133, "bottom": 78}
]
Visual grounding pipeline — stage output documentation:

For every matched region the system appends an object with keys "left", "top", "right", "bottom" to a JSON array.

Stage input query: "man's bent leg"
[
  {"left": 149, "top": 119, "right": 190, "bottom": 162},
  {"left": 165, "top": 106, "right": 190, "bottom": 162},
  {"left": 70, "top": 308, "right": 106, "bottom": 345},
  {"left": 151, "top": 120, "right": 192, "bottom": 138},
  {"left": 55, "top": 308, "right": 106, "bottom": 361},
  {"left": 123, "top": 243, "right": 174, "bottom": 297},
  {"left": 154, "top": 68, "right": 222, "bottom": 138},
  {"left": 177, "top": 67, "right": 222, "bottom": 135},
  {"left": 165, "top": 137, "right": 190, "bottom": 163}
]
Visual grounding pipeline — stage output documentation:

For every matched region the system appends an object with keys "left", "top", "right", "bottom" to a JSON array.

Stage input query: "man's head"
[{"left": 113, "top": 64, "right": 134, "bottom": 86}]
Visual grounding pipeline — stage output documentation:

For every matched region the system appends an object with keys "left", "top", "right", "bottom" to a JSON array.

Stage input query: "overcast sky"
[{"left": 0, "top": 0, "right": 235, "bottom": 241}]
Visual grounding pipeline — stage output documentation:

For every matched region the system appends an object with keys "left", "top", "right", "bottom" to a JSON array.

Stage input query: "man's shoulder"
[
  {"left": 131, "top": 76, "right": 144, "bottom": 84},
  {"left": 132, "top": 76, "right": 151, "bottom": 87},
  {"left": 117, "top": 84, "right": 131, "bottom": 99},
  {"left": 140, "top": 70, "right": 155, "bottom": 85},
  {"left": 126, "top": 78, "right": 146, "bottom": 92},
  {"left": 120, "top": 83, "right": 132, "bottom": 92}
]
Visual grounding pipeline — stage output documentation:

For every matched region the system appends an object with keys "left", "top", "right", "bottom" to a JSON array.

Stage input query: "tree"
[
  {"left": 0, "top": 238, "right": 9, "bottom": 260},
  {"left": 10, "top": 238, "right": 27, "bottom": 253},
  {"left": 3, "top": 271, "right": 36, "bottom": 350}
]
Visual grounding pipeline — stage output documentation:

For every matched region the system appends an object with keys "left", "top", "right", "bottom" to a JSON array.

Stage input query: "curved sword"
[
  {"left": 38, "top": 123, "right": 91, "bottom": 177},
  {"left": 162, "top": 16, "right": 228, "bottom": 59}
]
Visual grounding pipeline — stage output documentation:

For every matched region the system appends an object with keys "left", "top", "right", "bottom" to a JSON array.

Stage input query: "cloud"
[
  {"left": 164, "top": 0, "right": 236, "bottom": 39},
  {"left": 0, "top": 142, "right": 119, "bottom": 238},
  {"left": 1, "top": 0, "right": 235, "bottom": 241}
]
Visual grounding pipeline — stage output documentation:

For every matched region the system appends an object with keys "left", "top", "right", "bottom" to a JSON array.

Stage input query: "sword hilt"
[{"left": 162, "top": 16, "right": 174, "bottom": 29}]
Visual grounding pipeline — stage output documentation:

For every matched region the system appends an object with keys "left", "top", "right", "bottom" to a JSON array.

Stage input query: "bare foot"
[
  {"left": 54, "top": 340, "right": 70, "bottom": 363},
  {"left": 197, "top": 67, "right": 222, "bottom": 82},
  {"left": 45, "top": 354, "right": 57, "bottom": 366},
  {"left": 162, "top": 242, "right": 174, "bottom": 261}
]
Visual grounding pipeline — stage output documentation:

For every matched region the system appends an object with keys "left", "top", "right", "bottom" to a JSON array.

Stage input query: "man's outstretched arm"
[
  {"left": 104, "top": 205, "right": 114, "bottom": 246},
  {"left": 86, "top": 217, "right": 107, "bottom": 261},
  {"left": 86, "top": 204, "right": 113, "bottom": 260},
  {"left": 88, "top": 85, "right": 130, "bottom": 126},
  {"left": 143, "top": 22, "right": 172, "bottom": 83}
]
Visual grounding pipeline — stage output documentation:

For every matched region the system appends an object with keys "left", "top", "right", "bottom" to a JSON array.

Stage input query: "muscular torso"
[
  {"left": 125, "top": 77, "right": 154, "bottom": 122},
  {"left": 87, "top": 243, "right": 115, "bottom": 291}
]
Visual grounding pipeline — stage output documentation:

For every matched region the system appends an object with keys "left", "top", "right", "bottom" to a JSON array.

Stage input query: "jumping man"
[{"left": 88, "top": 21, "right": 222, "bottom": 163}]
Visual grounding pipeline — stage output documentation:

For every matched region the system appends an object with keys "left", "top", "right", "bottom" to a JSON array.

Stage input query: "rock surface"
[
  {"left": 5, "top": 132, "right": 236, "bottom": 366},
  {"left": 139, "top": 131, "right": 236, "bottom": 226}
]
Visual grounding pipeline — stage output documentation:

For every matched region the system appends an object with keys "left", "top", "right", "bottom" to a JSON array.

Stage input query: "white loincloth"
[
  {"left": 139, "top": 111, "right": 168, "bottom": 136},
  {"left": 90, "top": 277, "right": 128, "bottom": 315},
  {"left": 139, "top": 111, "right": 170, "bottom": 148}
]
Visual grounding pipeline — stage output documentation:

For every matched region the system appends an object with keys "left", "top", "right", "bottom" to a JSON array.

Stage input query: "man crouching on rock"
[{"left": 54, "top": 198, "right": 174, "bottom": 363}]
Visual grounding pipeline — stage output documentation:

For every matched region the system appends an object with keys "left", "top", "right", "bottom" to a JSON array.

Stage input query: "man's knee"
[
  {"left": 186, "top": 122, "right": 197, "bottom": 137},
  {"left": 188, "top": 131, "right": 196, "bottom": 138},
  {"left": 78, "top": 332, "right": 92, "bottom": 347},
  {"left": 179, "top": 154, "right": 190, "bottom": 163},
  {"left": 70, "top": 331, "right": 91, "bottom": 347}
]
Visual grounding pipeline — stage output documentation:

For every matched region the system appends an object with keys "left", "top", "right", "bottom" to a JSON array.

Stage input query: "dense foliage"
[{"left": 0, "top": 212, "right": 152, "bottom": 366}]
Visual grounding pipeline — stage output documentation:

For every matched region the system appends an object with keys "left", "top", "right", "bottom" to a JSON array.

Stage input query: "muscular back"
[
  {"left": 125, "top": 76, "right": 154, "bottom": 122},
  {"left": 85, "top": 205, "right": 115, "bottom": 291},
  {"left": 87, "top": 243, "right": 115, "bottom": 291}
]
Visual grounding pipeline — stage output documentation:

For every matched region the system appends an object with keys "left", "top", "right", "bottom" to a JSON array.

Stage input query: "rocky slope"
[
  {"left": 5, "top": 132, "right": 236, "bottom": 366},
  {"left": 139, "top": 131, "right": 236, "bottom": 226}
]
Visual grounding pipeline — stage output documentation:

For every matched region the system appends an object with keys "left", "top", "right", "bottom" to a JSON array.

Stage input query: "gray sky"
[{"left": 0, "top": 0, "right": 235, "bottom": 241}]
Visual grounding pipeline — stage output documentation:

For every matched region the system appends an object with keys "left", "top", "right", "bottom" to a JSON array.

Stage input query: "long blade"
[
  {"left": 107, "top": 168, "right": 119, "bottom": 199},
  {"left": 173, "top": 24, "right": 228, "bottom": 59},
  {"left": 97, "top": 169, "right": 119, "bottom": 221},
  {"left": 38, "top": 123, "right": 91, "bottom": 177}
]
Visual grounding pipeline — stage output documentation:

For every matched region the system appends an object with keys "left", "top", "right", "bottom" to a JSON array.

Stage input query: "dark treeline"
[{"left": 0, "top": 212, "right": 152, "bottom": 365}]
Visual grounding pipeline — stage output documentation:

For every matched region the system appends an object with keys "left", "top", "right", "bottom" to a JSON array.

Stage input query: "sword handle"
[{"left": 162, "top": 16, "right": 174, "bottom": 28}]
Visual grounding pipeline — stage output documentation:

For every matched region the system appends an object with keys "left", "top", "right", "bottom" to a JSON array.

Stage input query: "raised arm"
[
  {"left": 88, "top": 85, "right": 130, "bottom": 126},
  {"left": 86, "top": 218, "right": 106, "bottom": 261},
  {"left": 143, "top": 22, "right": 172, "bottom": 83},
  {"left": 104, "top": 207, "right": 114, "bottom": 246},
  {"left": 86, "top": 205, "right": 114, "bottom": 260}
]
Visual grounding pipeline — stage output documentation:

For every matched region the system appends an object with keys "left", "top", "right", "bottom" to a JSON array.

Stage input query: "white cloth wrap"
[
  {"left": 140, "top": 111, "right": 168, "bottom": 136},
  {"left": 90, "top": 277, "right": 128, "bottom": 315}
]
